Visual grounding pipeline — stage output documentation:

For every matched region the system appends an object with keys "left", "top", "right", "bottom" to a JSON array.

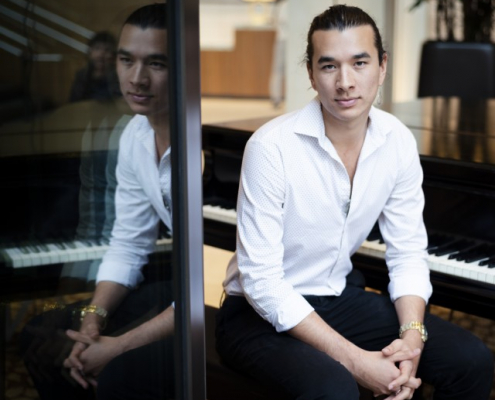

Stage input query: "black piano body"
[{"left": 203, "top": 98, "right": 495, "bottom": 321}]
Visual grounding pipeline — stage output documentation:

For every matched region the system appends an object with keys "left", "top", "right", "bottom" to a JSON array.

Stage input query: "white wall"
[{"left": 200, "top": 3, "right": 275, "bottom": 50}]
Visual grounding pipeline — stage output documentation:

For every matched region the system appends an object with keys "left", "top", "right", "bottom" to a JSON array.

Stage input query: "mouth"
[
  {"left": 128, "top": 92, "right": 152, "bottom": 103},
  {"left": 335, "top": 97, "right": 358, "bottom": 107}
]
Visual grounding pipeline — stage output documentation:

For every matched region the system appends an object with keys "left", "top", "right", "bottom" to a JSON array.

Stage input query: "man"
[
  {"left": 22, "top": 4, "right": 176, "bottom": 399},
  {"left": 216, "top": 5, "right": 494, "bottom": 400}
]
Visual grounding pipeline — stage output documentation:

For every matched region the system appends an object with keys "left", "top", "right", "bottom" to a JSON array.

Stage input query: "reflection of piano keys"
[
  {"left": 1, "top": 236, "right": 172, "bottom": 268},
  {"left": 203, "top": 205, "right": 495, "bottom": 286}
]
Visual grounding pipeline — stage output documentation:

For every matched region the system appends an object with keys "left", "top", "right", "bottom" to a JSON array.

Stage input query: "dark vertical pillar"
[{"left": 168, "top": 0, "right": 205, "bottom": 399}]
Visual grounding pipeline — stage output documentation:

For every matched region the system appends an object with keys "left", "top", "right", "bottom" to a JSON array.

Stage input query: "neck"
[{"left": 323, "top": 113, "right": 369, "bottom": 148}]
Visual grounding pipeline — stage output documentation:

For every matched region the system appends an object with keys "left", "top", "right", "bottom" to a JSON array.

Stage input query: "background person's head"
[
  {"left": 305, "top": 5, "right": 386, "bottom": 72},
  {"left": 87, "top": 32, "right": 117, "bottom": 74}
]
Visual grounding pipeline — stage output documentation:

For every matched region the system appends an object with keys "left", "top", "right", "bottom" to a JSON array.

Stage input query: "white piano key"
[{"left": 203, "top": 205, "right": 237, "bottom": 225}]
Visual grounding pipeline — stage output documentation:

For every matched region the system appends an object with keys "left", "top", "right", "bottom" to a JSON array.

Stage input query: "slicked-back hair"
[
  {"left": 305, "top": 5, "right": 386, "bottom": 69},
  {"left": 123, "top": 3, "right": 167, "bottom": 30}
]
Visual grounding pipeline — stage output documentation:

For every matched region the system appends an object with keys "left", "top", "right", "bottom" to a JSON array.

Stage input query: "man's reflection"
[
  {"left": 69, "top": 31, "right": 121, "bottom": 103},
  {"left": 21, "top": 4, "right": 176, "bottom": 399}
]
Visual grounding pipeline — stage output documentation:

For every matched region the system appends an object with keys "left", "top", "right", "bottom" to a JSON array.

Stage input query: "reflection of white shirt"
[
  {"left": 96, "top": 114, "right": 172, "bottom": 289},
  {"left": 224, "top": 98, "right": 432, "bottom": 333}
]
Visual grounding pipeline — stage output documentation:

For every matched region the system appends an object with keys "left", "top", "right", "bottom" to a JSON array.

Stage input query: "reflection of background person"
[
  {"left": 21, "top": 4, "right": 176, "bottom": 400},
  {"left": 69, "top": 32, "right": 121, "bottom": 103},
  {"left": 269, "top": 0, "right": 287, "bottom": 108}
]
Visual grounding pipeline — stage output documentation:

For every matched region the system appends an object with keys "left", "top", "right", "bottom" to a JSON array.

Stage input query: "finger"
[
  {"left": 403, "top": 376, "right": 422, "bottom": 390},
  {"left": 389, "top": 348, "right": 421, "bottom": 363},
  {"left": 66, "top": 329, "right": 94, "bottom": 345},
  {"left": 388, "top": 362, "right": 413, "bottom": 392},
  {"left": 69, "top": 367, "right": 89, "bottom": 389},
  {"left": 382, "top": 339, "right": 402, "bottom": 356},
  {"left": 87, "top": 375, "right": 98, "bottom": 387}
]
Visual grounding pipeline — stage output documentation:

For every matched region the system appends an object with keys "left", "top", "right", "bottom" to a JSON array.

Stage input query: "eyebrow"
[
  {"left": 317, "top": 52, "right": 372, "bottom": 64},
  {"left": 117, "top": 49, "right": 168, "bottom": 62}
]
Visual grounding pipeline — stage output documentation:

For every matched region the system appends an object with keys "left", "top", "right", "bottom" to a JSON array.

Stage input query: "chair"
[{"left": 418, "top": 40, "right": 495, "bottom": 99}]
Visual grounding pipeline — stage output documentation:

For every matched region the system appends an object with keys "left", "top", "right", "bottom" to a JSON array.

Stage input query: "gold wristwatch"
[
  {"left": 78, "top": 305, "right": 108, "bottom": 323},
  {"left": 399, "top": 321, "right": 428, "bottom": 343}
]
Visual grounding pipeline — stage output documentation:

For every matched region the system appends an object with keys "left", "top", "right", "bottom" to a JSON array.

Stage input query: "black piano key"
[
  {"left": 427, "top": 233, "right": 455, "bottom": 251},
  {"left": 433, "top": 239, "right": 475, "bottom": 257},
  {"left": 451, "top": 244, "right": 487, "bottom": 261},
  {"left": 366, "top": 227, "right": 382, "bottom": 242},
  {"left": 479, "top": 256, "right": 495, "bottom": 267}
]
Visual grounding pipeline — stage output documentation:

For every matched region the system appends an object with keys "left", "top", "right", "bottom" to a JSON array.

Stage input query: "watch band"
[
  {"left": 399, "top": 321, "right": 428, "bottom": 342},
  {"left": 78, "top": 305, "right": 108, "bottom": 323}
]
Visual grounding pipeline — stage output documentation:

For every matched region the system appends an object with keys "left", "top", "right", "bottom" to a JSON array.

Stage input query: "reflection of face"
[
  {"left": 307, "top": 25, "right": 387, "bottom": 127},
  {"left": 89, "top": 42, "right": 115, "bottom": 71},
  {"left": 116, "top": 25, "right": 168, "bottom": 118}
]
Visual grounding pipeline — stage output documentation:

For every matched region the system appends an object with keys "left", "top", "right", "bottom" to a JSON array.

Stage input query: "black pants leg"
[
  {"left": 216, "top": 286, "right": 493, "bottom": 400},
  {"left": 19, "top": 280, "right": 174, "bottom": 400},
  {"left": 97, "top": 337, "right": 175, "bottom": 400}
]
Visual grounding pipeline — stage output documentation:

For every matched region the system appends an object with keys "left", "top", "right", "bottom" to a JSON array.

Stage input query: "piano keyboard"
[
  {"left": 1, "top": 237, "right": 172, "bottom": 269},
  {"left": 203, "top": 205, "right": 495, "bottom": 286}
]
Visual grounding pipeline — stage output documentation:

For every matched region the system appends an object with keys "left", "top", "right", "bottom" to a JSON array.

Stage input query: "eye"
[
  {"left": 150, "top": 61, "right": 167, "bottom": 69},
  {"left": 355, "top": 61, "right": 367, "bottom": 68},
  {"left": 322, "top": 64, "right": 336, "bottom": 71},
  {"left": 118, "top": 56, "right": 132, "bottom": 65}
]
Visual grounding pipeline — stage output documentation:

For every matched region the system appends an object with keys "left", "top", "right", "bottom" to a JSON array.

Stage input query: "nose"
[
  {"left": 336, "top": 65, "right": 355, "bottom": 91},
  {"left": 130, "top": 63, "right": 149, "bottom": 87}
]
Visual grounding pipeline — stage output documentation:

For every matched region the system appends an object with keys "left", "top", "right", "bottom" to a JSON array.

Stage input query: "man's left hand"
[{"left": 381, "top": 338, "right": 423, "bottom": 399}]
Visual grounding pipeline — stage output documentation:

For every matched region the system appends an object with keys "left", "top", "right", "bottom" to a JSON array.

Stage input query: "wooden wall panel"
[{"left": 201, "top": 29, "right": 275, "bottom": 98}]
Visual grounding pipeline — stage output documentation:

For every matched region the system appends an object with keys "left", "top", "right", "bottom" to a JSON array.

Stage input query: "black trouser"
[
  {"left": 19, "top": 280, "right": 175, "bottom": 400},
  {"left": 216, "top": 285, "right": 494, "bottom": 400}
]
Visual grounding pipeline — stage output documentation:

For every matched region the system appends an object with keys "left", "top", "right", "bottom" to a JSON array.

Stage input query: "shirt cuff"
[
  {"left": 388, "top": 268, "right": 432, "bottom": 304},
  {"left": 96, "top": 262, "right": 144, "bottom": 289},
  {"left": 266, "top": 291, "right": 315, "bottom": 332}
]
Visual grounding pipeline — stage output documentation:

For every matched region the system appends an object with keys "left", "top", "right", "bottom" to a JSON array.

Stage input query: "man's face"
[
  {"left": 307, "top": 25, "right": 387, "bottom": 127},
  {"left": 117, "top": 25, "right": 168, "bottom": 118}
]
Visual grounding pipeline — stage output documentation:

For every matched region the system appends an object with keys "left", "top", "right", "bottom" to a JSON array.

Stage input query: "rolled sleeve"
[{"left": 380, "top": 132, "right": 432, "bottom": 303}]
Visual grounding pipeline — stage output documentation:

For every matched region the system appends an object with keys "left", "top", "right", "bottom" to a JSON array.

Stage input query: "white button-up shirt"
[
  {"left": 96, "top": 115, "right": 172, "bottom": 289},
  {"left": 224, "top": 98, "right": 432, "bottom": 332}
]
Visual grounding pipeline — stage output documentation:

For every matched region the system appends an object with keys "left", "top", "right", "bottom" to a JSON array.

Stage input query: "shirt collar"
[{"left": 293, "top": 97, "right": 391, "bottom": 145}]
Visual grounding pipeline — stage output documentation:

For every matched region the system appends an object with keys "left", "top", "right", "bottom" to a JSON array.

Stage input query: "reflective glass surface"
[{"left": 0, "top": 1, "right": 196, "bottom": 398}]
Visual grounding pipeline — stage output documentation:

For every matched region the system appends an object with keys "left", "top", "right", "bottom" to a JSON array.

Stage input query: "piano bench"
[{"left": 205, "top": 305, "right": 375, "bottom": 400}]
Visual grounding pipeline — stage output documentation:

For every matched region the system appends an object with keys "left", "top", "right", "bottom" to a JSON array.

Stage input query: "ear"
[
  {"left": 307, "top": 62, "right": 316, "bottom": 90},
  {"left": 378, "top": 53, "right": 388, "bottom": 86}
]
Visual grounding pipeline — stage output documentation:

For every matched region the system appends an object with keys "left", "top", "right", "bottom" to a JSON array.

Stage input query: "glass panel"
[{"left": 0, "top": 1, "right": 204, "bottom": 398}]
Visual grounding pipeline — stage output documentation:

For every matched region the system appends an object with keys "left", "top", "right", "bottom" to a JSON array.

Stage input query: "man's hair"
[
  {"left": 305, "top": 5, "right": 386, "bottom": 68},
  {"left": 123, "top": 3, "right": 167, "bottom": 30}
]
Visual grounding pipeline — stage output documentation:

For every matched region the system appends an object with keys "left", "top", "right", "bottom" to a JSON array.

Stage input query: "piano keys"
[
  {"left": 202, "top": 205, "right": 495, "bottom": 285},
  {"left": 202, "top": 98, "right": 495, "bottom": 320},
  {"left": 0, "top": 235, "right": 172, "bottom": 268}
]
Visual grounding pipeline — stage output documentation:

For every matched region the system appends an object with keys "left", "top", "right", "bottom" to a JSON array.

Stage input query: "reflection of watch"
[
  {"left": 78, "top": 305, "right": 108, "bottom": 323},
  {"left": 399, "top": 321, "right": 428, "bottom": 343}
]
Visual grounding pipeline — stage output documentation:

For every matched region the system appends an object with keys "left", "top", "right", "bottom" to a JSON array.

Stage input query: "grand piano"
[{"left": 202, "top": 97, "right": 495, "bottom": 321}]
